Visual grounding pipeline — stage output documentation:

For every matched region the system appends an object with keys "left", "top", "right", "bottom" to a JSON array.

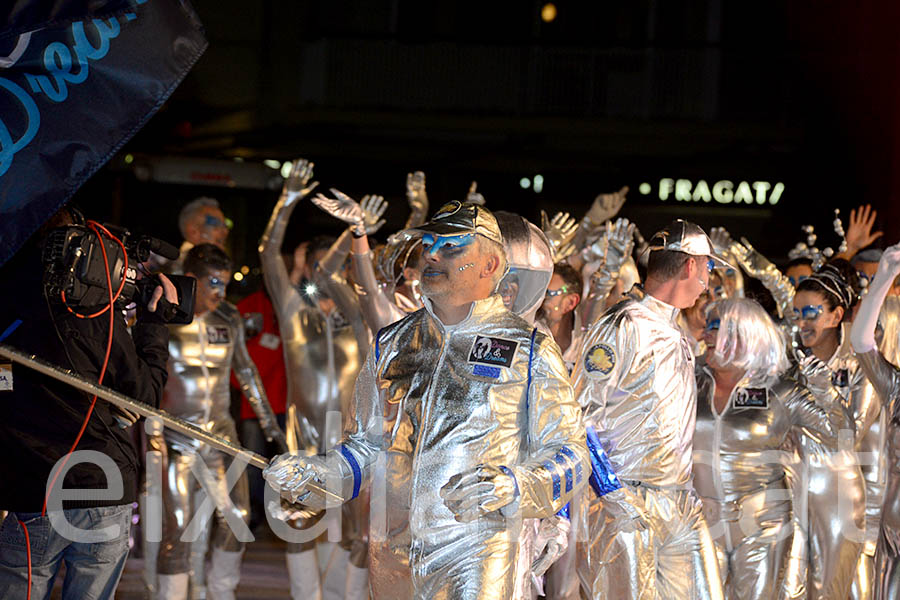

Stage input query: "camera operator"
[{"left": 0, "top": 206, "right": 177, "bottom": 599}]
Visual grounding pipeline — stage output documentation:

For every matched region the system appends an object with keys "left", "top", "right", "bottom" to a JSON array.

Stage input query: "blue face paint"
[
  {"left": 705, "top": 318, "right": 720, "bottom": 332},
  {"left": 204, "top": 214, "right": 228, "bottom": 230},
  {"left": 421, "top": 233, "right": 475, "bottom": 257},
  {"left": 792, "top": 304, "right": 824, "bottom": 321}
]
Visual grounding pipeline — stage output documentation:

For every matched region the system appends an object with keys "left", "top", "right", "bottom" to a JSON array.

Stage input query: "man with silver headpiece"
[
  {"left": 572, "top": 219, "right": 727, "bottom": 599},
  {"left": 264, "top": 201, "right": 588, "bottom": 600},
  {"left": 151, "top": 243, "right": 285, "bottom": 599}
]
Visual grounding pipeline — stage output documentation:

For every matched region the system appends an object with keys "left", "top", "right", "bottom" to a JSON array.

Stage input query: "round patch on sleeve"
[{"left": 585, "top": 343, "right": 616, "bottom": 376}]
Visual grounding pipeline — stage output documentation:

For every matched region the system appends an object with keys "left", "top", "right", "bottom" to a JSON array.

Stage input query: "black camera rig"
[{"left": 42, "top": 223, "right": 195, "bottom": 324}]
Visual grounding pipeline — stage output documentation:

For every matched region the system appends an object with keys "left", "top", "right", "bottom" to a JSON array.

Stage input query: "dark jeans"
[{"left": 0, "top": 505, "right": 132, "bottom": 600}]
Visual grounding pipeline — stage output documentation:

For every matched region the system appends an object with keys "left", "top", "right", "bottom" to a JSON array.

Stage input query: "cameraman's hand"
[{"left": 148, "top": 274, "right": 178, "bottom": 313}]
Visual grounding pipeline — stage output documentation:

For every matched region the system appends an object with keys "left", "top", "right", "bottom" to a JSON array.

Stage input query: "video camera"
[{"left": 42, "top": 223, "right": 196, "bottom": 324}]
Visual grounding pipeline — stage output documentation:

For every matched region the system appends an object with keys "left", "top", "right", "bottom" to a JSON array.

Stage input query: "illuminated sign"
[{"left": 639, "top": 179, "right": 785, "bottom": 206}]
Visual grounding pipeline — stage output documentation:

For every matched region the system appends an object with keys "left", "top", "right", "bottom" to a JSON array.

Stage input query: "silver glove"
[
  {"left": 405, "top": 170, "right": 429, "bottom": 228},
  {"left": 266, "top": 496, "right": 319, "bottom": 523},
  {"left": 263, "top": 452, "right": 335, "bottom": 509},
  {"left": 312, "top": 188, "right": 387, "bottom": 236},
  {"left": 440, "top": 464, "right": 518, "bottom": 523},
  {"left": 466, "top": 181, "right": 486, "bottom": 205},
  {"left": 583, "top": 186, "right": 628, "bottom": 227},
  {"left": 281, "top": 158, "right": 318, "bottom": 205},
  {"left": 360, "top": 193, "right": 388, "bottom": 235},
  {"left": 541, "top": 210, "right": 578, "bottom": 262},
  {"left": 708, "top": 226, "right": 737, "bottom": 256},
  {"left": 111, "top": 406, "right": 140, "bottom": 429},
  {"left": 796, "top": 351, "right": 835, "bottom": 399},
  {"left": 531, "top": 514, "right": 571, "bottom": 578}
]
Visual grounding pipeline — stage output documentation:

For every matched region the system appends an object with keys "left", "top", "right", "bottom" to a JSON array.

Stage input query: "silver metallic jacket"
[
  {"left": 162, "top": 302, "right": 281, "bottom": 446},
  {"left": 573, "top": 286, "right": 696, "bottom": 488},
  {"left": 323, "top": 294, "right": 587, "bottom": 599},
  {"left": 260, "top": 201, "right": 369, "bottom": 454},
  {"left": 572, "top": 285, "right": 723, "bottom": 600},
  {"left": 854, "top": 349, "right": 900, "bottom": 600},
  {"left": 693, "top": 366, "right": 841, "bottom": 599}
]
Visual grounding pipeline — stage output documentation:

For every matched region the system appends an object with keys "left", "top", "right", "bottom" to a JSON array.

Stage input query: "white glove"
[{"left": 439, "top": 464, "right": 518, "bottom": 522}]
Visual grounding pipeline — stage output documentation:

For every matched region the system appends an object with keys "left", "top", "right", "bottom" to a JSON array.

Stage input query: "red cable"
[
  {"left": 21, "top": 220, "right": 120, "bottom": 597},
  {"left": 17, "top": 518, "right": 31, "bottom": 600}
]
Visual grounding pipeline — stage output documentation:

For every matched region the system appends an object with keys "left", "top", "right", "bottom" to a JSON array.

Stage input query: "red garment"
[{"left": 230, "top": 288, "right": 287, "bottom": 420}]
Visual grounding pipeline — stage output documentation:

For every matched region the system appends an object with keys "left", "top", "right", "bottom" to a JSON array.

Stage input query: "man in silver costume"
[
  {"left": 150, "top": 244, "right": 285, "bottom": 599},
  {"left": 158, "top": 197, "right": 229, "bottom": 274},
  {"left": 851, "top": 241, "right": 900, "bottom": 600},
  {"left": 693, "top": 298, "right": 842, "bottom": 599},
  {"left": 259, "top": 161, "right": 375, "bottom": 600},
  {"left": 264, "top": 201, "right": 588, "bottom": 600},
  {"left": 572, "top": 219, "right": 726, "bottom": 600}
]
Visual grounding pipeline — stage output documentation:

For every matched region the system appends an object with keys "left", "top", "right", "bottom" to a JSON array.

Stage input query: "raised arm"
[
  {"left": 730, "top": 236, "right": 795, "bottom": 319},
  {"left": 851, "top": 242, "right": 900, "bottom": 414},
  {"left": 578, "top": 218, "right": 634, "bottom": 329},
  {"left": 259, "top": 159, "right": 318, "bottom": 317}
]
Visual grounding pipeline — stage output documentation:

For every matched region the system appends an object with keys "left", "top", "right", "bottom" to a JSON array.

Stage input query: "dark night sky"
[{"left": 69, "top": 0, "right": 900, "bottom": 293}]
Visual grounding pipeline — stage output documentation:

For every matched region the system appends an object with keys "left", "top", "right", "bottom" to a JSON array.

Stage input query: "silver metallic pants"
[
  {"left": 155, "top": 432, "right": 250, "bottom": 577},
  {"left": 577, "top": 485, "right": 723, "bottom": 600},
  {"left": 803, "top": 452, "right": 866, "bottom": 600},
  {"left": 702, "top": 487, "right": 794, "bottom": 599}
]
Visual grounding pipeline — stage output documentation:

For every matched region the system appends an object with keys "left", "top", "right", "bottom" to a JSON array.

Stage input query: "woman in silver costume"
[
  {"left": 693, "top": 298, "right": 842, "bottom": 599},
  {"left": 258, "top": 161, "right": 375, "bottom": 600},
  {"left": 721, "top": 228, "right": 884, "bottom": 599},
  {"left": 790, "top": 263, "right": 878, "bottom": 600},
  {"left": 150, "top": 244, "right": 285, "bottom": 600},
  {"left": 850, "top": 242, "right": 900, "bottom": 599}
]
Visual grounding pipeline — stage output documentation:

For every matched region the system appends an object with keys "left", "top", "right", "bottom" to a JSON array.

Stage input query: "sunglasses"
[
  {"left": 203, "top": 214, "right": 230, "bottom": 230},
  {"left": 545, "top": 285, "right": 570, "bottom": 297},
  {"left": 207, "top": 275, "right": 227, "bottom": 291},
  {"left": 705, "top": 318, "right": 720, "bottom": 332},
  {"left": 792, "top": 304, "right": 824, "bottom": 321}
]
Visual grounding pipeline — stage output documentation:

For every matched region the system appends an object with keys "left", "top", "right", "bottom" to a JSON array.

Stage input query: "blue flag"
[{"left": 0, "top": 0, "right": 207, "bottom": 266}]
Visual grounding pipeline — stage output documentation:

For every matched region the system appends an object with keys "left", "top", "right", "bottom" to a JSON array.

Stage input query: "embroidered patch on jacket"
[
  {"left": 734, "top": 387, "right": 769, "bottom": 409},
  {"left": 584, "top": 343, "right": 616, "bottom": 376},
  {"left": 467, "top": 335, "right": 518, "bottom": 369},
  {"left": 832, "top": 368, "right": 849, "bottom": 387},
  {"left": 472, "top": 364, "right": 502, "bottom": 378},
  {"left": 207, "top": 325, "right": 231, "bottom": 344}
]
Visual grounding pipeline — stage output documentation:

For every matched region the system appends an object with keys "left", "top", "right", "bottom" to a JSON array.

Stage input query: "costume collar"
[{"left": 630, "top": 284, "right": 680, "bottom": 324}]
